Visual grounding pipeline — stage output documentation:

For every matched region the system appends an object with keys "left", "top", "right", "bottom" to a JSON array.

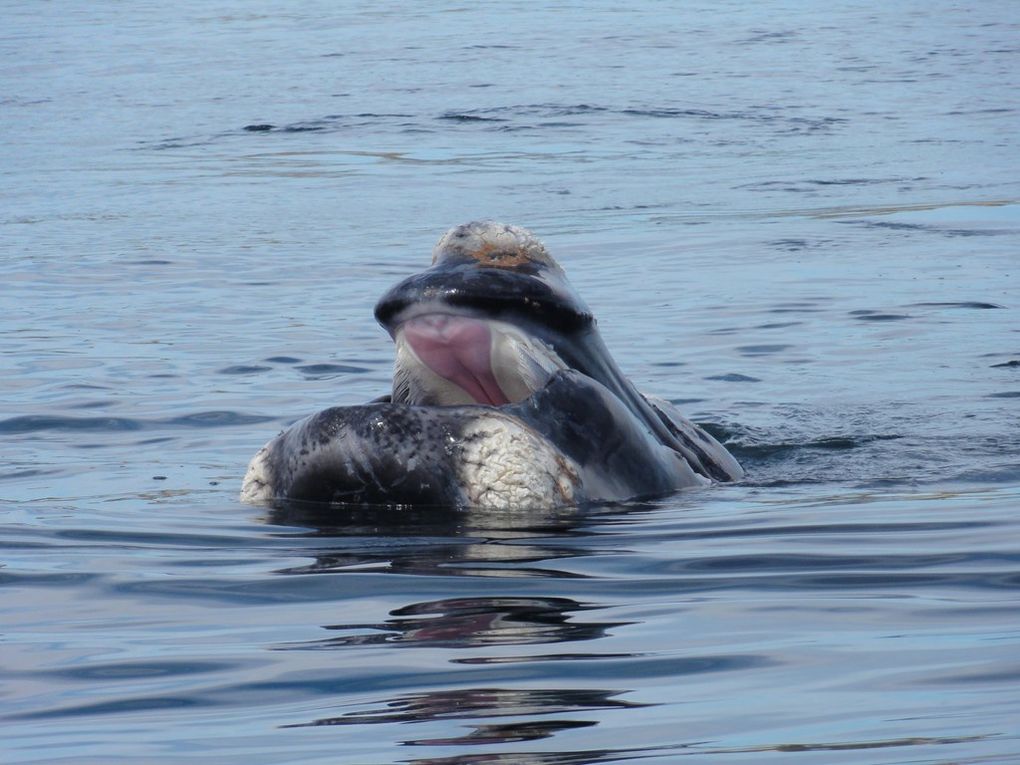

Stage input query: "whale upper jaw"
[{"left": 390, "top": 306, "right": 568, "bottom": 407}]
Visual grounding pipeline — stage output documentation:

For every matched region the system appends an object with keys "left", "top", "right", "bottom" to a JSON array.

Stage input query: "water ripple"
[{"left": 0, "top": 411, "right": 276, "bottom": 434}]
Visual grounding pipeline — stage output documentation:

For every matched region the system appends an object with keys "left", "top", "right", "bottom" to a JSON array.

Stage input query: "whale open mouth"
[
  {"left": 392, "top": 312, "right": 566, "bottom": 407},
  {"left": 402, "top": 314, "right": 510, "bottom": 406}
]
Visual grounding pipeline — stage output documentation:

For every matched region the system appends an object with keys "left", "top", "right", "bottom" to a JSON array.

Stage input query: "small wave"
[
  {"left": 842, "top": 218, "right": 1016, "bottom": 238},
  {"left": 704, "top": 373, "right": 761, "bottom": 382},
  {"left": 296, "top": 363, "right": 370, "bottom": 377},
  {"left": 241, "top": 114, "right": 411, "bottom": 134},
  {"left": 621, "top": 107, "right": 726, "bottom": 119},
  {"left": 1, "top": 411, "right": 275, "bottom": 434},
  {"left": 437, "top": 112, "right": 508, "bottom": 123},
  {"left": 0, "top": 415, "right": 144, "bottom": 433},
  {"left": 164, "top": 411, "right": 274, "bottom": 427},
  {"left": 145, "top": 101, "right": 850, "bottom": 146},
  {"left": 0, "top": 467, "right": 63, "bottom": 481},
  {"left": 736, "top": 344, "right": 793, "bottom": 356},
  {"left": 909, "top": 301, "right": 1004, "bottom": 310},
  {"left": 730, "top": 434, "right": 903, "bottom": 460},
  {"left": 218, "top": 365, "right": 272, "bottom": 375},
  {"left": 850, "top": 310, "right": 912, "bottom": 321}
]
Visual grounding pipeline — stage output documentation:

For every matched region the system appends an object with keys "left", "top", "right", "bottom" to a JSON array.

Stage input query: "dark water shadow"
[
  {"left": 259, "top": 500, "right": 675, "bottom": 750},
  {"left": 263, "top": 498, "right": 650, "bottom": 579},
  {"left": 388, "top": 734, "right": 989, "bottom": 764},
  {"left": 276, "top": 595, "right": 628, "bottom": 651},
  {"left": 284, "top": 686, "right": 643, "bottom": 730}
]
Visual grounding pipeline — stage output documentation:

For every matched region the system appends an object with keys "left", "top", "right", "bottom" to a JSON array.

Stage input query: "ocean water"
[{"left": 2, "top": 2, "right": 1019, "bottom": 763}]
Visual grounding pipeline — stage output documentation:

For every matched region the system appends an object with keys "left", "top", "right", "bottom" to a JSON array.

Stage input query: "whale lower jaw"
[
  {"left": 239, "top": 369, "right": 721, "bottom": 511},
  {"left": 240, "top": 404, "right": 584, "bottom": 511},
  {"left": 391, "top": 312, "right": 566, "bottom": 407}
]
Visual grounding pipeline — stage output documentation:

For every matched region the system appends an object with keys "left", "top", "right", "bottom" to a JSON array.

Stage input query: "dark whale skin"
[{"left": 242, "top": 371, "right": 705, "bottom": 509}]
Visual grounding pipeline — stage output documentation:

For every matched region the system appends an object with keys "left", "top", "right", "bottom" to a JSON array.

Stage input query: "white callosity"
[
  {"left": 432, "top": 221, "right": 561, "bottom": 270},
  {"left": 240, "top": 445, "right": 273, "bottom": 503},
  {"left": 457, "top": 416, "right": 581, "bottom": 510}
]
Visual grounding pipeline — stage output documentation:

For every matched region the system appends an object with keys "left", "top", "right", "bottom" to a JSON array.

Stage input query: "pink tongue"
[{"left": 402, "top": 315, "right": 510, "bottom": 405}]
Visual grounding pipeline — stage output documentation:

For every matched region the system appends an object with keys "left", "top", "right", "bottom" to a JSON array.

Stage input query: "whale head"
[{"left": 374, "top": 221, "right": 614, "bottom": 408}]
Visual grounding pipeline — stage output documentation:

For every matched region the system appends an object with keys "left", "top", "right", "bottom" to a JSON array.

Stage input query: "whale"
[{"left": 242, "top": 221, "right": 742, "bottom": 509}]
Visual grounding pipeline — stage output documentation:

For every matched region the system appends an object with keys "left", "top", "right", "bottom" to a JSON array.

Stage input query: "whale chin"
[{"left": 391, "top": 310, "right": 566, "bottom": 407}]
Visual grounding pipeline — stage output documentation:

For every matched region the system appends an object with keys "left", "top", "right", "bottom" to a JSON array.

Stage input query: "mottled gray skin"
[
  {"left": 242, "top": 221, "right": 742, "bottom": 509},
  {"left": 242, "top": 371, "right": 710, "bottom": 509}
]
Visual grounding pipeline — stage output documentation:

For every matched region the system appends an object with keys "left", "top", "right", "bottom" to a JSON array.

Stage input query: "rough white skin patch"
[
  {"left": 432, "top": 221, "right": 562, "bottom": 271},
  {"left": 240, "top": 444, "right": 273, "bottom": 503},
  {"left": 458, "top": 416, "right": 581, "bottom": 510}
]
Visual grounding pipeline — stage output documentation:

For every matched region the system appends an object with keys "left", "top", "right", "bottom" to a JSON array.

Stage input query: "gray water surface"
[{"left": 3, "top": 2, "right": 1019, "bottom": 763}]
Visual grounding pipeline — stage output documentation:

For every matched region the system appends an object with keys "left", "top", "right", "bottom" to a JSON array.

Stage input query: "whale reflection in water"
[{"left": 242, "top": 221, "right": 742, "bottom": 509}]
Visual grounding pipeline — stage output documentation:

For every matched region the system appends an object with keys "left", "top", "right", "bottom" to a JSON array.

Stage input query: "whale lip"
[
  {"left": 384, "top": 301, "right": 485, "bottom": 337},
  {"left": 391, "top": 308, "right": 568, "bottom": 407},
  {"left": 374, "top": 261, "right": 594, "bottom": 336},
  {"left": 401, "top": 313, "right": 510, "bottom": 407}
]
